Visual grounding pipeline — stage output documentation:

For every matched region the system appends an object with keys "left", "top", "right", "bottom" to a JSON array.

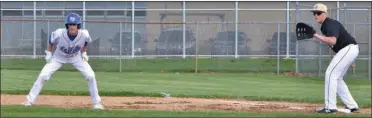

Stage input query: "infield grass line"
[{"left": 1, "top": 70, "right": 370, "bottom": 108}]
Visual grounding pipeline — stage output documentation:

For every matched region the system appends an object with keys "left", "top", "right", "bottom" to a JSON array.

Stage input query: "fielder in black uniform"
[{"left": 311, "top": 3, "right": 360, "bottom": 114}]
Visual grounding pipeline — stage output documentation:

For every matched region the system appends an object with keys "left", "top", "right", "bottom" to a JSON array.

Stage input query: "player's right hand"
[{"left": 45, "top": 50, "right": 52, "bottom": 63}]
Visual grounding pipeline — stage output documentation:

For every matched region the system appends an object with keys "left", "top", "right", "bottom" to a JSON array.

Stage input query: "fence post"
[
  {"left": 47, "top": 20, "right": 50, "bottom": 50},
  {"left": 277, "top": 23, "right": 280, "bottom": 75},
  {"left": 334, "top": 3, "right": 339, "bottom": 77},
  {"left": 119, "top": 22, "right": 122, "bottom": 72},
  {"left": 337, "top": 1, "right": 340, "bottom": 21},
  {"left": 344, "top": 3, "right": 347, "bottom": 25},
  {"left": 132, "top": 1, "right": 135, "bottom": 58},
  {"left": 235, "top": 1, "right": 238, "bottom": 59},
  {"left": 295, "top": 1, "right": 299, "bottom": 73},
  {"left": 182, "top": 1, "right": 186, "bottom": 59},
  {"left": 33, "top": 1, "right": 36, "bottom": 59},
  {"left": 369, "top": 26, "right": 371, "bottom": 82},
  {"left": 286, "top": 1, "right": 290, "bottom": 59},
  {"left": 83, "top": 1, "right": 86, "bottom": 29},
  {"left": 353, "top": 24, "right": 356, "bottom": 75},
  {"left": 318, "top": 37, "right": 322, "bottom": 77},
  {"left": 369, "top": 9, "right": 371, "bottom": 81},
  {"left": 0, "top": 12, "right": 2, "bottom": 48},
  {"left": 195, "top": 22, "right": 199, "bottom": 74}
]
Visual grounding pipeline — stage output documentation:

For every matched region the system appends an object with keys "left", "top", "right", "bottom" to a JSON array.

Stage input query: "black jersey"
[{"left": 320, "top": 17, "right": 357, "bottom": 53}]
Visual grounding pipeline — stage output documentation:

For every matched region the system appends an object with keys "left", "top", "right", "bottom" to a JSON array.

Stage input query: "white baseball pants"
[
  {"left": 324, "top": 44, "right": 359, "bottom": 110},
  {"left": 26, "top": 60, "right": 101, "bottom": 104}
]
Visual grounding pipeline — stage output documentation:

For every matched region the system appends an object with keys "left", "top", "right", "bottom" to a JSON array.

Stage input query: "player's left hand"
[
  {"left": 82, "top": 52, "right": 89, "bottom": 62},
  {"left": 296, "top": 22, "right": 316, "bottom": 40}
]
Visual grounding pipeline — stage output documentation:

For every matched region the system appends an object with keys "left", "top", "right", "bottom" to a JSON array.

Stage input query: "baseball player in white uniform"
[
  {"left": 311, "top": 3, "right": 360, "bottom": 113},
  {"left": 23, "top": 13, "right": 104, "bottom": 110}
]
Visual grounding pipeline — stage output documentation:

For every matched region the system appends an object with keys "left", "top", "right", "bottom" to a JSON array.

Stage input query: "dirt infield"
[{"left": 1, "top": 94, "right": 371, "bottom": 114}]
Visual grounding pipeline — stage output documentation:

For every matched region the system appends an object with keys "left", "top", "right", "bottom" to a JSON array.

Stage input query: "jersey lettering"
[
  {"left": 60, "top": 46, "right": 81, "bottom": 54},
  {"left": 51, "top": 28, "right": 91, "bottom": 63}
]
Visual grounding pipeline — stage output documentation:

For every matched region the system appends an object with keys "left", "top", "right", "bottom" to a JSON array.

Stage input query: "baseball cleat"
[
  {"left": 92, "top": 103, "right": 104, "bottom": 110},
  {"left": 22, "top": 101, "right": 32, "bottom": 107},
  {"left": 316, "top": 108, "right": 338, "bottom": 114},
  {"left": 345, "top": 106, "right": 360, "bottom": 113}
]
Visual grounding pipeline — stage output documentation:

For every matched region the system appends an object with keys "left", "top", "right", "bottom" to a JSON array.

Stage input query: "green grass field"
[
  {"left": 1, "top": 69, "right": 371, "bottom": 117},
  {"left": 1, "top": 69, "right": 371, "bottom": 106},
  {"left": 1, "top": 58, "right": 296, "bottom": 73},
  {"left": 1, "top": 105, "right": 371, "bottom": 117},
  {"left": 1, "top": 58, "right": 371, "bottom": 117},
  {"left": 2, "top": 58, "right": 369, "bottom": 78}
]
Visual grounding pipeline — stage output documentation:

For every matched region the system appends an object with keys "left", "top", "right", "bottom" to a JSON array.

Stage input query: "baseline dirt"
[{"left": 1, "top": 94, "right": 371, "bottom": 114}]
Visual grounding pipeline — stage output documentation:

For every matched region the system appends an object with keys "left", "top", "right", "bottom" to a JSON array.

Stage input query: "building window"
[
  {"left": 2, "top": 10, "right": 43, "bottom": 16},
  {"left": 2, "top": 10, "right": 22, "bottom": 16},
  {"left": 135, "top": 2, "right": 147, "bottom": 8},
  {"left": 23, "top": 10, "right": 43, "bottom": 16},
  {"left": 36, "top": 2, "right": 64, "bottom": 9},
  {"left": 87, "top": 10, "right": 104, "bottom": 16},
  {"left": 107, "top": 11, "right": 125, "bottom": 16},
  {"left": 126, "top": 11, "right": 147, "bottom": 16},
  {"left": 64, "top": 2, "right": 83, "bottom": 9},
  {"left": 23, "top": 10, "right": 34, "bottom": 16},
  {"left": 45, "top": 10, "right": 63, "bottom": 16},
  {"left": 85, "top": 2, "right": 106, "bottom": 9},
  {"left": 64, "top": 11, "right": 83, "bottom": 16},
  {"left": 86, "top": 2, "right": 130, "bottom": 9},
  {"left": 36, "top": 2, "right": 83, "bottom": 9},
  {"left": 1, "top": 2, "right": 33, "bottom": 9}
]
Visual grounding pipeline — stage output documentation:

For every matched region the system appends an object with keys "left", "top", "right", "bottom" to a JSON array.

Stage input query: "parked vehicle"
[
  {"left": 267, "top": 32, "right": 297, "bottom": 55},
  {"left": 108, "top": 32, "right": 147, "bottom": 55},
  {"left": 210, "top": 31, "right": 251, "bottom": 55},
  {"left": 154, "top": 27, "right": 196, "bottom": 55}
]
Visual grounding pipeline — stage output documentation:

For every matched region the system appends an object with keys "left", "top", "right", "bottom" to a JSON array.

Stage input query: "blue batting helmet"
[{"left": 65, "top": 13, "right": 82, "bottom": 29}]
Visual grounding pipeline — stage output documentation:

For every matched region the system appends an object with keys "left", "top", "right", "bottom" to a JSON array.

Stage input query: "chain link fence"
[
  {"left": 1, "top": 2, "right": 370, "bottom": 80},
  {"left": 1, "top": 19, "right": 293, "bottom": 74}
]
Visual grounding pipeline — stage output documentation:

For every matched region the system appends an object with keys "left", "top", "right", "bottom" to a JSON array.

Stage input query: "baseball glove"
[{"left": 296, "top": 22, "right": 316, "bottom": 40}]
